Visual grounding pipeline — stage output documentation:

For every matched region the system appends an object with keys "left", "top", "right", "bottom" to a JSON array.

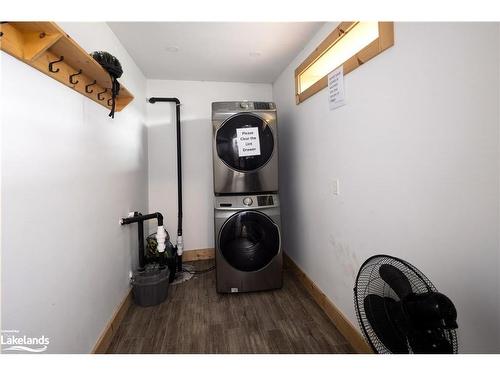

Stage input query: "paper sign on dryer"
[{"left": 236, "top": 127, "right": 261, "bottom": 157}]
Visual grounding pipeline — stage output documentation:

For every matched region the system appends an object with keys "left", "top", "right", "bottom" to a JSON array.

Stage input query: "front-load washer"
[
  {"left": 212, "top": 101, "right": 278, "bottom": 195},
  {"left": 215, "top": 193, "right": 282, "bottom": 293}
]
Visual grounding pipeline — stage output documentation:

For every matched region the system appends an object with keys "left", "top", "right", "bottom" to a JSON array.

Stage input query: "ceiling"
[{"left": 108, "top": 22, "right": 324, "bottom": 83}]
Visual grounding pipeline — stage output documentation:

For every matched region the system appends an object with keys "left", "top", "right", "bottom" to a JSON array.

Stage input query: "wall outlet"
[{"left": 332, "top": 179, "right": 340, "bottom": 196}]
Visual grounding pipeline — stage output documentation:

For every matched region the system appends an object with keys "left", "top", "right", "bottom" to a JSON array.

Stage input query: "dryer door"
[
  {"left": 216, "top": 113, "right": 274, "bottom": 172},
  {"left": 219, "top": 210, "right": 280, "bottom": 272}
]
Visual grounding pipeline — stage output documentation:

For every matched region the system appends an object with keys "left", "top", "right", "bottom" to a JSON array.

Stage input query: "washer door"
[
  {"left": 216, "top": 113, "right": 274, "bottom": 172},
  {"left": 219, "top": 211, "right": 280, "bottom": 272}
]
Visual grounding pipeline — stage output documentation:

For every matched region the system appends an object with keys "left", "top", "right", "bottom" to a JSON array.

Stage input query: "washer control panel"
[
  {"left": 257, "top": 195, "right": 274, "bottom": 206},
  {"left": 238, "top": 102, "right": 274, "bottom": 110},
  {"left": 215, "top": 194, "right": 279, "bottom": 210},
  {"left": 213, "top": 101, "right": 276, "bottom": 113},
  {"left": 243, "top": 197, "right": 253, "bottom": 206}
]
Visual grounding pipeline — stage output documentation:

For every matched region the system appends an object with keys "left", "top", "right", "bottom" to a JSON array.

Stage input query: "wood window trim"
[{"left": 294, "top": 22, "right": 394, "bottom": 104}]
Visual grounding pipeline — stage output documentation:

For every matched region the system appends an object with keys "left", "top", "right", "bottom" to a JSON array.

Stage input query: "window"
[{"left": 295, "top": 22, "right": 394, "bottom": 104}]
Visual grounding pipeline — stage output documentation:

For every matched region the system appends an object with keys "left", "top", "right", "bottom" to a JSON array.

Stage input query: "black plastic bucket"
[{"left": 131, "top": 267, "right": 170, "bottom": 307}]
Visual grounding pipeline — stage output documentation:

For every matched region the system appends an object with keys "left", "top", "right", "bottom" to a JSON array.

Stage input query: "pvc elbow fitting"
[
  {"left": 177, "top": 235, "right": 183, "bottom": 256},
  {"left": 156, "top": 226, "right": 167, "bottom": 253}
]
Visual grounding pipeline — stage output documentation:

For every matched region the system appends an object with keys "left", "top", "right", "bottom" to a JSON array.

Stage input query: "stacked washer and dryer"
[{"left": 212, "top": 101, "right": 282, "bottom": 293}]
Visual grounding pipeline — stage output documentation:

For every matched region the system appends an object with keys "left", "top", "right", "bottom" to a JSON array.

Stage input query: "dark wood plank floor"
[{"left": 107, "top": 260, "right": 354, "bottom": 354}]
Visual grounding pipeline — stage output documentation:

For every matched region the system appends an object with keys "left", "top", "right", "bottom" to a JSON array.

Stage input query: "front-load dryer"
[
  {"left": 212, "top": 101, "right": 278, "bottom": 195},
  {"left": 215, "top": 193, "right": 282, "bottom": 293}
]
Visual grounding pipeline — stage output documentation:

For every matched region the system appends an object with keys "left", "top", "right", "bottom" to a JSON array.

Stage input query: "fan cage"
[{"left": 353, "top": 254, "right": 458, "bottom": 354}]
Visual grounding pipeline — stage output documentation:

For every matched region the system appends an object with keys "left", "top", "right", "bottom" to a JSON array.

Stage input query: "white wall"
[
  {"left": 146, "top": 80, "right": 272, "bottom": 251},
  {"left": 273, "top": 22, "right": 500, "bottom": 353},
  {"left": 1, "top": 22, "right": 148, "bottom": 353}
]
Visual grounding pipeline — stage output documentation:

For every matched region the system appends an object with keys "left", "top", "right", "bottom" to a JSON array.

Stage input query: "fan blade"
[
  {"left": 379, "top": 264, "right": 413, "bottom": 299},
  {"left": 364, "top": 294, "right": 409, "bottom": 353},
  {"left": 408, "top": 328, "right": 454, "bottom": 354},
  {"left": 404, "top": 292, "right": 458, "bottom": 330}
]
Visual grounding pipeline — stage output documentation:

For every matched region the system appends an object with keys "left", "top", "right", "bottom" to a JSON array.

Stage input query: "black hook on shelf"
[
  {"left": 0, "top": 21, "right": 7, "bottom": 38},
  {"left": 85, "top": 80, "right": 97, "bottom": 94},
  {"left": 97, "top": 88, "right": 107, "bottom": 101},
  {"left": 69, "top": 69, "right": 82, "bottom": 85},
  {"left": 48, "top": 56, "right": 64, "bottom": 73}
]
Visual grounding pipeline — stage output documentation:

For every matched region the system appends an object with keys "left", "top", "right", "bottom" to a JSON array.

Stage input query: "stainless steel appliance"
[
  {"left": 212, "top": 101, "right": 278, "bottom": 195},
  {"left": 214, "top": 193, "right": 282, "bottom": 293}
]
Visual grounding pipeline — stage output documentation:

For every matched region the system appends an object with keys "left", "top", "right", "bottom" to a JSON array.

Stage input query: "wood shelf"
[{"left": 0, "top": 22, "right": 134, "bottom": 112}]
